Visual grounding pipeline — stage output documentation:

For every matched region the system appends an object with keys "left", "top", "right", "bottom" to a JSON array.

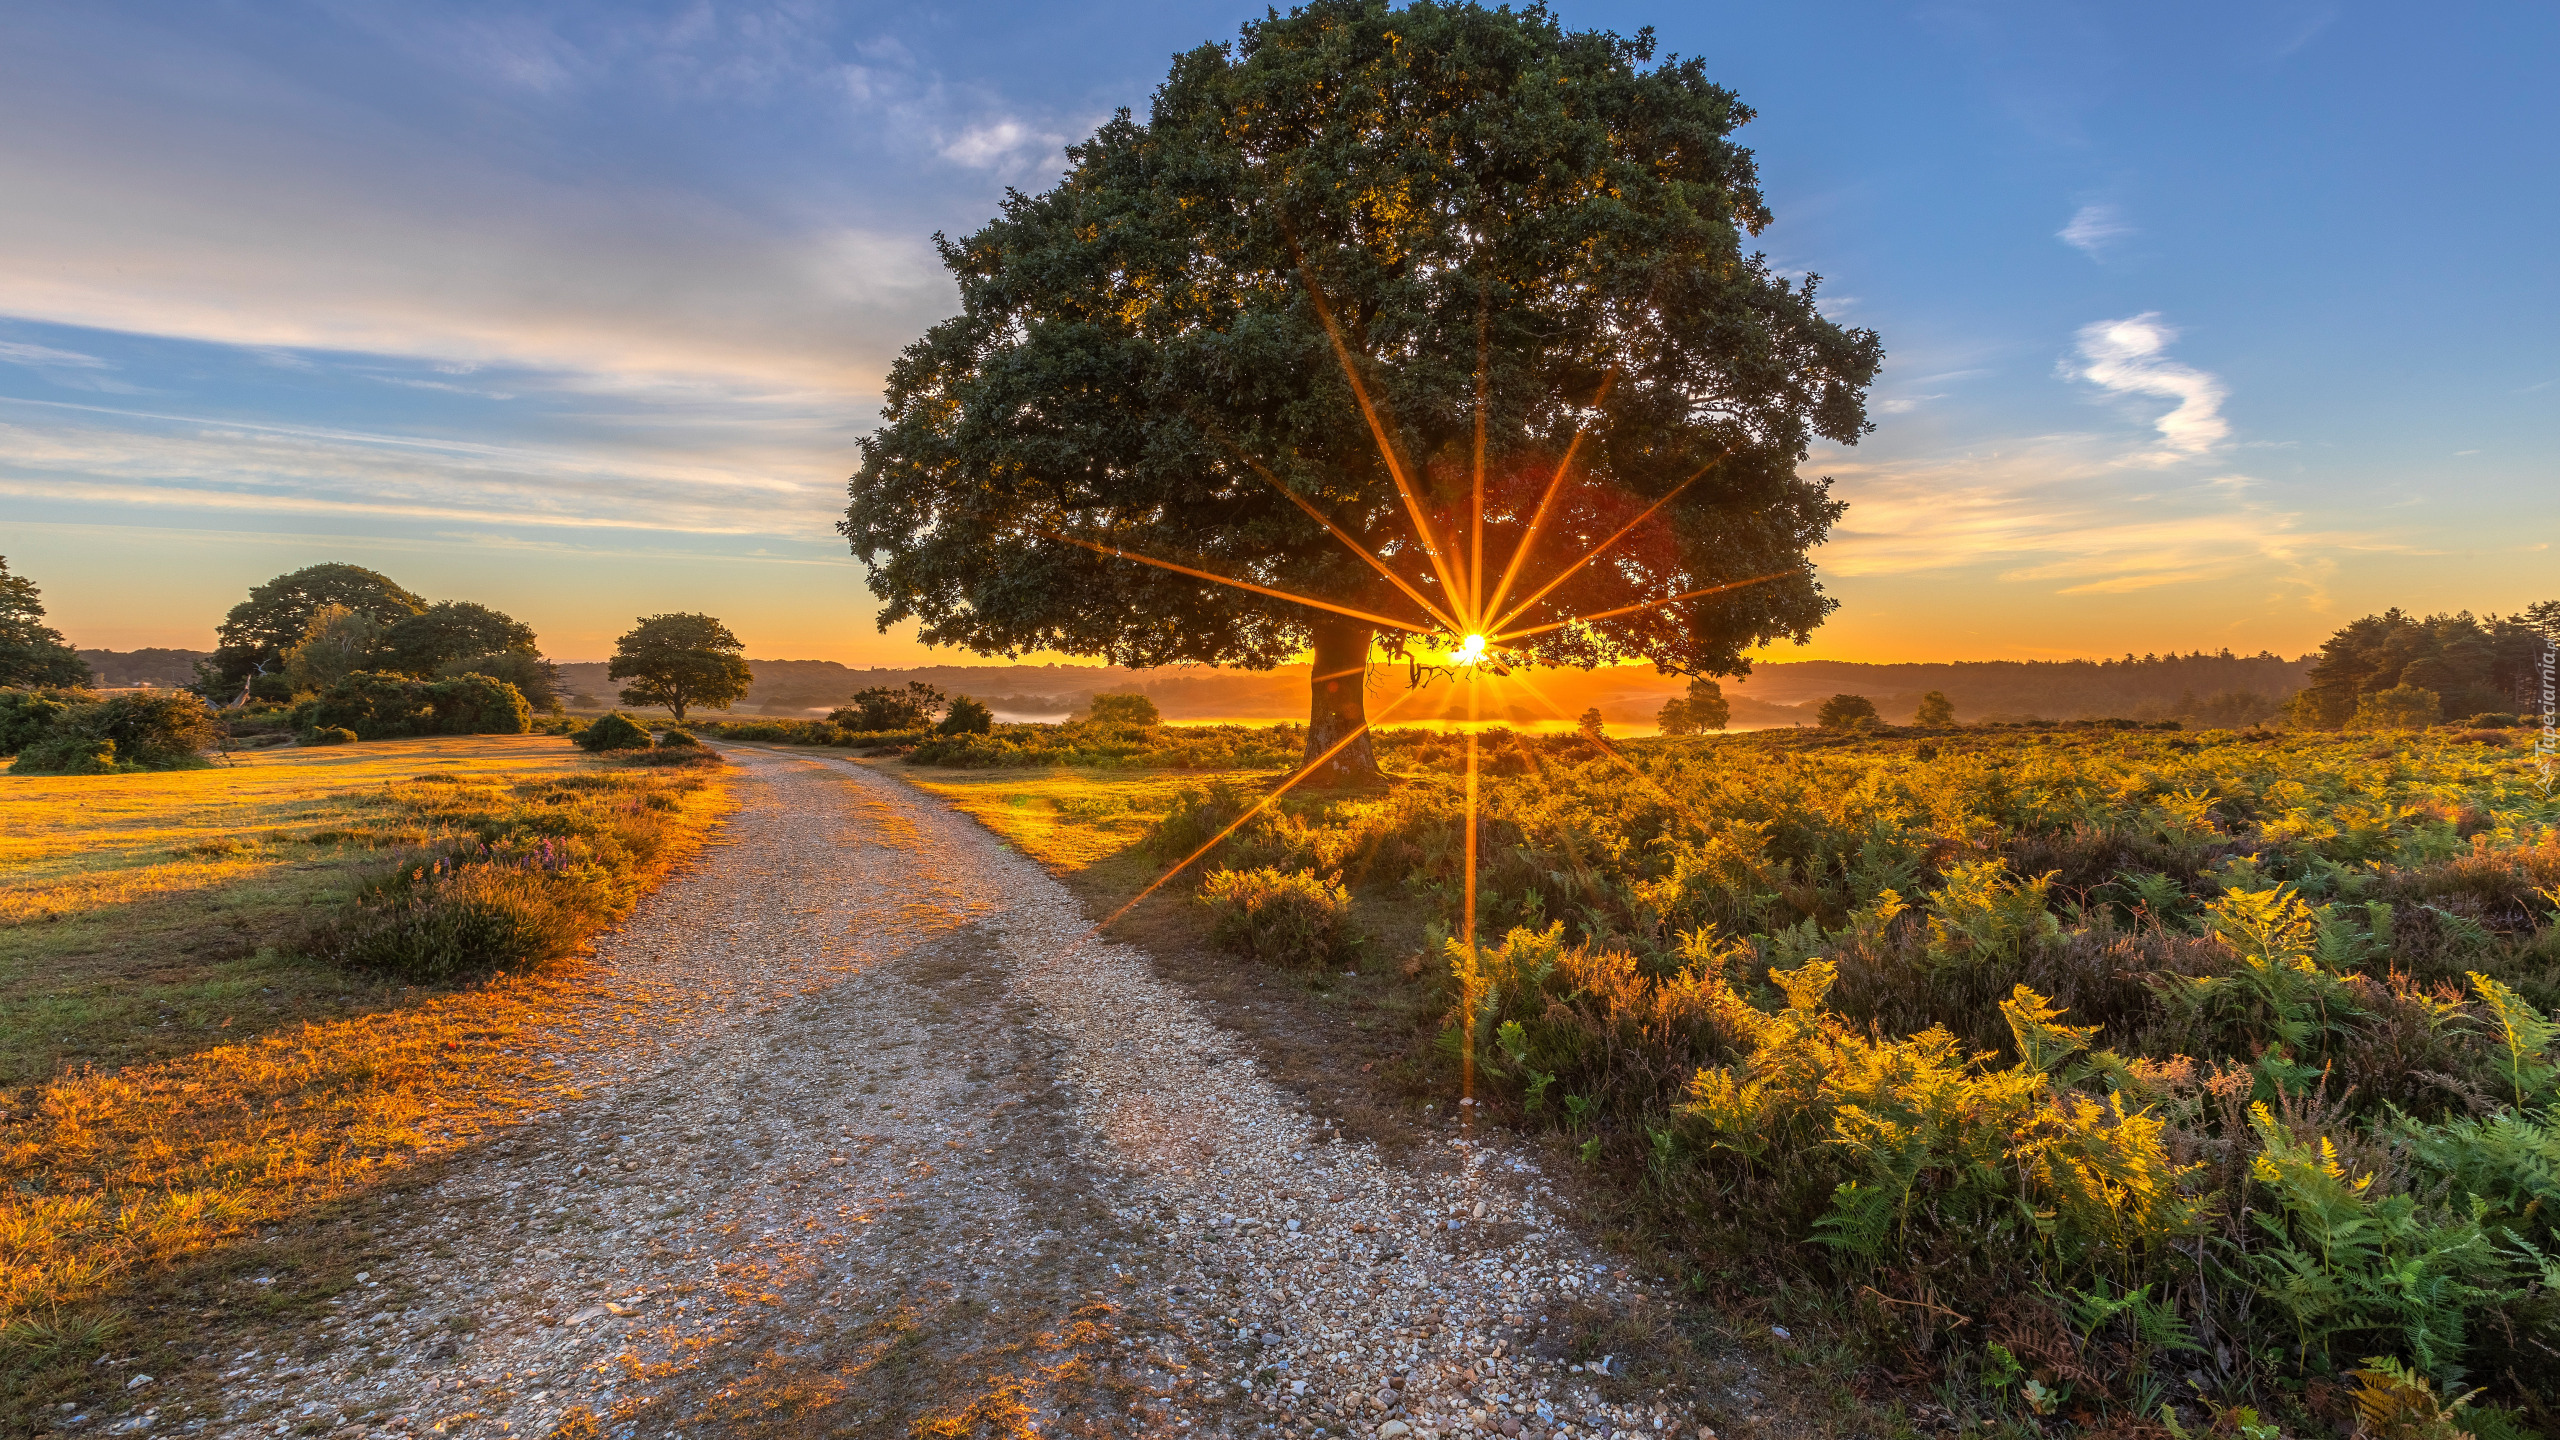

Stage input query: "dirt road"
[{"left": 195, "top": 747, "right": 1736, "bottom": 1439}]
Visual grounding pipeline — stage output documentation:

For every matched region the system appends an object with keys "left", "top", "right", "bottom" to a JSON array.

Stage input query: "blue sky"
[{"left": 2, "top": 0, "right": 2552, "bottom": 664}]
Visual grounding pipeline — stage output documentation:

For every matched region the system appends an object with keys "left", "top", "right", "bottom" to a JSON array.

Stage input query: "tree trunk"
[{"left": 1303, "top": 617, "right": 1382, "bottom": 785}]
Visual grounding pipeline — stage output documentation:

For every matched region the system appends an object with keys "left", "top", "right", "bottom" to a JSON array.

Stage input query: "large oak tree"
[{"left": 846, "top": 0, "right": 1881, "bottom": 780}]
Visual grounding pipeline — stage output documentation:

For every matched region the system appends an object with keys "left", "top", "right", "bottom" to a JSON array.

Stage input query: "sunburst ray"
[
  {"left": 1044, "top": 531, "right": 1437, "bottom": 637},
  {"left": 1487, "top": 449, "right": 1733, "bottom": 635},
  {"left": 1488, "top": 569, "right": 1800, "bottom": 646}
]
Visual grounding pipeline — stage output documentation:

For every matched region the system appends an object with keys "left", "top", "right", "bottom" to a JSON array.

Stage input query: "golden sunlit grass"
[
  {"left": 897, "top": 766, "right": 1279, "bottom": 871},
  {"left": 0, "top": 735, "right": 730, "bottom": 1360}
]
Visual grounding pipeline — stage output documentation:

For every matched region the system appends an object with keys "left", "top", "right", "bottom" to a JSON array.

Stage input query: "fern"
[
  {"left": 2399, "top": 1104, "right": 2560, "bottom": 1247},
  {"left": 2241, "top": 1104, "right": 2513, "bottom": 1377},
  {"left": 2467, "top": 972, "right": 2559, "bottom": 1107}
]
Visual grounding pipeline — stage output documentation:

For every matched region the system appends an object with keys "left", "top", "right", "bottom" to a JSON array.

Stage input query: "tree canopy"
[
  {"left": 608, "top": 614, "right": 752, "bottom": 722},
  {"left": 202, "top": 564, "right": 425, "bottom": 698},
  {"left": 380, "top": 601, "right": 539, "bottom": 678},
  {"left": 2292, "top": 605, "right": 2553, "bottom": 727},
  {"left": 847, "top": 0, "right": 1879, "bottom": 779},
  {"left": 0, "top": 556, "right": 92, "bottom": 689}
]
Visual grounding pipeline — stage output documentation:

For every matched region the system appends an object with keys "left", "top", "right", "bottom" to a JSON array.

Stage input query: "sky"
[{"left": 2, "top": 0, "right": 2553, "bottom": 666}]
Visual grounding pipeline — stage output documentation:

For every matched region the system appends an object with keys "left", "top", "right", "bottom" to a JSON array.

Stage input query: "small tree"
[
  {"left": 608, "top": 614, "right": 752, "bottom": 722},
  {"left": 1085, "top": 692, "right": 1162, "bottom": 727},
  {"left": 1818, "top": 693, "right": 1879, "bottom": 730},
  {"left": 1913, "top": 690, "right": 1957, "bottom": 726},
  {"left": 1685, "top": 678, "right": 1730, "bottom": 732},
  {"left": 1578, "top": 707, "right": 1607, "bottom": 740},
  {"left": 2352, "top": 684, "right": 2440, "bottom": 731},
  {"left": 832, "top": 682, "right": 946, "bottom": 731},
  {"left": 281, "top": 605, "right": 386, "bottom": 694},
  {"left": 938, "top": 696, "right": 996, "bottom": 736},
  {"left": 0, "top": 557, "right": 92, "bottom": 689}
]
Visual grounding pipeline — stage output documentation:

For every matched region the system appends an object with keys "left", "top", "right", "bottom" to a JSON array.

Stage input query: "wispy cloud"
[
  {"left": 0, "top": 340, "right": 111, "bottom": 370},
  {"left": 0, "top": 392, "right": 852, "bottom": 542},
  {"left": 2057, "top": 203, "right": 2132, "bottom": 257},
  {"left": 2070, "top": 313, "right": 2229, "bottom": 457},
  {"left": 1813, "top": 435, "right": 2395, "bottom": 604}
]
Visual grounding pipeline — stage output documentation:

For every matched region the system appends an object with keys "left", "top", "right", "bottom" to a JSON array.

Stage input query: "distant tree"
[
  {"left": 2296, "top": 607, "right": 2546, "bottom": 726},
  {"left": 439, "top": 651, "right": 563, "bottom": 714},
  {"left": 0, "top": 556, "right": 93, "bottom": 688},
  {"left": 381, "top": 602, "right": 538, "bottom": 677},
  {"left": 844, "top": 1, "right": 1881, "bottom": 786},
  {"left": 1577, "top": 707, "right": 1607, "bottom": 740},
  {"left": 832, "top": 682, "right": 947, "bottom": 732},
  {"left": 1913, "top": 690, "right": 1956, "bottom": 726},
  {"left": 608, "top": 615, "right": 752, "bottom": 722},
  {"left": 2352, "top": 683, "right": 2440, "bottom": 731},
  {"left": 938, "top": 696, "right": 996, "bottom": 736},
  {"left": 1086, "top": 692, "right": 1162, "bottom": 727},
  {"left": 1656, "top": 678, "right": 1730, "bottom": 735},
  {"left": 202, "top": 564, "right": 425, "bottom": 701},
  {"left": 281, "top": 605, "right": 387, "bottom": 694},
  {"left": 1817, "top": 693, "right": 1879, "bottom": 730}
]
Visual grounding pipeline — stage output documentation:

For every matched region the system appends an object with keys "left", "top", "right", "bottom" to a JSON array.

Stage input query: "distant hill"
[
  {"left": 79, "top": 648, "right": 208, "bottom": 688},
  {"left": 557, "top": 648, "right": 2314, "bottom": 730}
]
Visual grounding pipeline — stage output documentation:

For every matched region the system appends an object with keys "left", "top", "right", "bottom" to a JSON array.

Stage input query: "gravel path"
[{"left": 197, "top": 747, "right": 1738, "bottom": 1440}]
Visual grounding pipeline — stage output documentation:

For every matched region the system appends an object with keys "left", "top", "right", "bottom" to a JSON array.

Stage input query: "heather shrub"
[
  {"left": 575, "top": 711, "right": 653, "bottom": 752},
  {"left": 1200, "top": 866, "right": 1358, "bottom": 968},
  {"left": 656, "top": 727, "right": 700, "bottom": 748},
  {"left": 305, "top": 725, "right": 358, "bottom": 746}
]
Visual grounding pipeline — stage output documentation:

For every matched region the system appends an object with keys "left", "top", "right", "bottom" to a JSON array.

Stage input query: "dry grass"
[{"left": 0, "top": 735, "right": 731, "bottom": 1357}]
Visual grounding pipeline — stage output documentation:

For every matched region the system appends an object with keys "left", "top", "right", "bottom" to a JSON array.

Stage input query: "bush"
[
  {"left": 1200, "top": 866, "right": 1359, "bottom": 968},
  {"left": 427, "top": 672, "right": 531, "bottom": 735},
  {"left": 1817, "top": 693, "right": 1880, "bottom": 729},
  {"left": 8, "top": 690, "right": 222, "bottom": 773},
  {"left": 576, "top": 711, "right": 654, "bottom": 752},
  {"left": 0, "top": 687, "right": 82, "bottom": 755},
  {"left": 657, "top": 728, "right": 700, "bottom": 748},
  {"left": 2467, "top": 712, "right": 2523, "bottom": 728},
  {"left": 298, "top": 671, "right": 530, "bottom": 740},
  {"left": 2354, "top": 683, "right": 2442, "bottom": 730},
  {"left": 439, "top": 651, "right": 563, "bottom": 713},
  {"left": 1086, "top": 692, "right": 1161, "bottom": 726},
  {"left": 305, "top": 726, "right": 358, "bottom": 746},
  {"left": 14, "top": 733, "right": 120, "bottom": 775},
  {"left": 831, "top": 682, "right": 944, "bottom": 731},
  {"left": 938, "top": 696, "right": 994, "bottom": 735}
]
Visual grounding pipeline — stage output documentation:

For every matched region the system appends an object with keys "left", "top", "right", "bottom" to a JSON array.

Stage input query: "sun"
[{"left": 1451, "top": 633, "right": 1489, "bottom": 666}]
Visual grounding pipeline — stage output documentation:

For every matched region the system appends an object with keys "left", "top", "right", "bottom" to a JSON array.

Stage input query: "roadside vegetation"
[
  {"left": 0, "top": 733, "right": 729, "bottom": 1423},
  {"left": 866, "top": 714, "right": 2560, "bottom": 1435}
]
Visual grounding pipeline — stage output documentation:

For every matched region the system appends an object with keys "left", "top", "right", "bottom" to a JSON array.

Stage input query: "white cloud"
[
  {"left": 0, "top": 340, "right": 112, "bottom": 370},
  {"left": 2057, "top": 203, "right": 2132, "bottom": 257},
  {"left": 941, "top": 120, "right": 1054, "bottom": 170},
  {"left": 2071, "top": 313, "right": 2229, "bottom": 457}
]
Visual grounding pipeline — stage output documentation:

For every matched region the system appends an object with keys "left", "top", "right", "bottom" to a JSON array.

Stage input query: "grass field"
[{"left": 0, "top": 735, "right": 730, "bottom": 1419}]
